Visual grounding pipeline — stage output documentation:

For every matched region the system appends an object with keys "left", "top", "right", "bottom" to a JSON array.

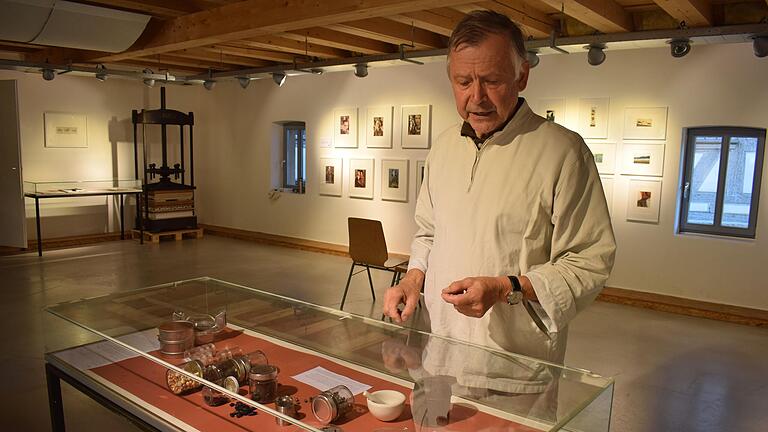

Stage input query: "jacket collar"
[{"left": 460, "top": 97, "right": 528, "bottom": 147}]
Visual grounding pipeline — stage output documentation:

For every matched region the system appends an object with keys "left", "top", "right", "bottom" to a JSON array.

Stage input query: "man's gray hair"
[{"left": 447, "top": 10, "right": 528, "bottom": 79}]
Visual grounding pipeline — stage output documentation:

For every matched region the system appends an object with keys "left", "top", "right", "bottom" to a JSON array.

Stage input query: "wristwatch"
[{"left": 505, "top": 276, "right": 523, "bottom": 305}]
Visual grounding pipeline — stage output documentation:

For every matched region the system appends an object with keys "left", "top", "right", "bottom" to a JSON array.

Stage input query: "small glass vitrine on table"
[
  {"left": 24, "top": 179, "right": 143, "bottom": 255},
  {"left": 44, "top": 277, "right": 613, "bottom": 432}
]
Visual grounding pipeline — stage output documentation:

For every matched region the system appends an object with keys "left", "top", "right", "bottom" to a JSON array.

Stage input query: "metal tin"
[
  {"left": 158, "top": 320, "right": 194, "bottom": 355},
  {"left": 275, "top": 395, "right": 296, "bottom": 426}
]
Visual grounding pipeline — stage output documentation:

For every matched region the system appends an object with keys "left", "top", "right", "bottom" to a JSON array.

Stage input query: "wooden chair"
[{"left": 340, "top": 218, "right": 408, "bottom": 309}]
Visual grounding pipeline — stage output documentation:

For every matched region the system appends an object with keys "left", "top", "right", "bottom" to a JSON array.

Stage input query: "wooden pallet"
[{"left": 132, "top": 228, "right": 203, "bottom": 243}]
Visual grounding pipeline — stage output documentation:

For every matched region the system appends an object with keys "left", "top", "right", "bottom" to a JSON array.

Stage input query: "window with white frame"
[
  {"left": 679, "top": 126, "right": 765, "bottom": 238},
  {"left": 282, "top": 122, "right": 306, "bottom": 193}
]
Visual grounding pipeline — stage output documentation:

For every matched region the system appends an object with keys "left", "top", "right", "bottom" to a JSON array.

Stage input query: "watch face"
[{"left": 507, "top": 291, "right": 523, "bottom": 305}]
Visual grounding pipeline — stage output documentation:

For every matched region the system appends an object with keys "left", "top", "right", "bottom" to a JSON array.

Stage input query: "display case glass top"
[
  {"left": 44, "top": 277, "right": 613, "bottom": 432},
  {"left": 24, "top": 179, "right": 142, "bottom": 196}
]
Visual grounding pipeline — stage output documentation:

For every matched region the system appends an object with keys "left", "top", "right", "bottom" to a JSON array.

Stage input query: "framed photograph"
[
  {"left": 621, "top": 144, "right": 665, "bottom": 176},
  {"left": 627, "top": 178, "right": 662, "bottom": 223},
  {"left": 401, "top": 105, "right": 431, "bottom": 149},
  {"left": 333, "top": 107, "right": 358, "bottom": 148},
  {"left": 318, "top": 158, "right": 342, "bottom": 196},
  {"left": 415, "top": 160, "right": 426, "bottom": 197},
  {"left": 533, "top": 98, "right": 566, "bottom": 125},
  {"left": 349, "top": 158, "right": 374, "bottom": 199},
  {"left": 600, "top": 175, "right": 614, "bottom": 214},
  {"left": 623, "top": 107, "right": 668, "bottom": 140},
  {"left": 577, "top": 98, "right": 609, "bottom": 139},
  {"left": 366, "top": 106, "right": 393, "bottom": 148},
  {"left": 381, "top": 159, "right": 409, "bottom": 202},
  {"left": 587, "top": 143, "right": 616, "bottom": 174},
  {"left": 44, "top": 112, "right": 87, "bottom": 148}
]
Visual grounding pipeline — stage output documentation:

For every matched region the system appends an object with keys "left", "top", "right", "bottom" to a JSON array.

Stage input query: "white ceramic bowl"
[{"left": 366, "top": 390, "right": 406, "bottom": 422}]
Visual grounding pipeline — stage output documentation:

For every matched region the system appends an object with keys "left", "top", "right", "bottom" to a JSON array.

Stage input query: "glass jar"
[
  {"left": 184, "top": 343, "right": 216, "bottom": 365},
  {"left": 204, "top": 356, "right": 248, "bottom": 383},
  {"left": 249, "top": 364, "right": 279, "bottom": 403},
  {"left": 202, "top": 376, "right": 240, "bottom": 407},
  {"left": 165, "top": 359, "right": 205, "bottom": 395},
  {"left": 311, "top": 385, "right": 354, "bottom": 424}
]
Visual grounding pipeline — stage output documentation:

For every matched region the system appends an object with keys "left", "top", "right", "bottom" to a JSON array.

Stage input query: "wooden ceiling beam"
[
  {"left": 329, "top": 18, "right": 448, "bottom": 49},
  {"left": 210, "top": 43, "right": 296, "bottom": 63},
  {"left": 451, "top": 3, "right": 553, "bottom": 38},
  {"left": 76, "top": 0, "right": 203, "bottom": 18},
  {"left": 169, "top": 49, "right": 271, "bottom": 68},
  {"left": 142, "top": 54, "right": 232, "bottom": 70},
  {"left": 389, "top": 11, "right": 462, "bottom": 36},
  {"left": 111, "top": 60, "right": 207, "bottom": 75},
  {"left": 282, "top": 27, "right": 396, "bottom": 55},
  {"left": 652, "top": 0, "right": 713, "bottom": 27},
  {"left": 535, "top": 0, "right": 633, "bottom": 33},
  {"left": 238, "top": 35, "right": 349, "bottom": 59},
  {"left": 93, "top": 0, "right": 477, "bottom": 61}
]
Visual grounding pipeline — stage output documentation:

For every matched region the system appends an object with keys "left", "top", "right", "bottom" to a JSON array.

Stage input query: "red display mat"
[{"left": 90, "top": 329, "right": 539, "bottom": 431}]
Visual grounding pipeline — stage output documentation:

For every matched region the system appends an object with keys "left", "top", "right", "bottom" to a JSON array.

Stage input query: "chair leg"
[
  {"left": 340, "top": 262, "right": 356, "bottom": 310},
  {"left": 365, "top": 265, "right": 375, "bottom": 301},
  {"left": 390, "top": 270, "right": 398, "bottom": 287}
]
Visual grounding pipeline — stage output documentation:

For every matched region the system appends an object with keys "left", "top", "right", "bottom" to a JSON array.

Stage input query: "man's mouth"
[{"left": 469, "top": 111, "right": 494, "bottom": 118}]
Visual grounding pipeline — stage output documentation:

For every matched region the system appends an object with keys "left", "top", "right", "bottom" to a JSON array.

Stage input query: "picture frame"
[
  {"left": 600, "top": 175, "right": 614, "bottom": 214},
  {"left": 44, "top": 112, "right": 88, "bottom": 148},
  {"left": 365, "top": 106, "right": 393, "bottom": 148},
  {"left": 381, "top": 159, "right": 409, "bottom": 202},
  {"left": 348, "top": 158, "right": 374, "bottom": 199},
  {"left": 621, "top": 143, "right": 665, "bottom": 177},
  {"left": 587, "top": 143, "right": 616, "bottom": 174},
  {"left": 577, "top": 98, "right": 609, "bottom": 139},
  {"left": 415, "top": 160, "right": 426, "bottom": 197},
  {"left": 333, "top": 107, "right": 358, "bottom": 148},
  {"left": 533, "top": 98, "right": 566, "bottom": 125},
  {"left": 318, "top": 157, "right": 342, "bottom": 197},
  {"left": 623, "top": 107, "right": 668, "bottom": 140},
  {"left": 401, "top": 105, "right": 431, "bottom": 149},
  {"left": 627, "top": 178, "right": 662, "bottom": 223}
]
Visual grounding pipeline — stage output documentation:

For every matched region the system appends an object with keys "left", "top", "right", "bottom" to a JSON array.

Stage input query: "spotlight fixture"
[
  {"left": 753, "top": 36, "right": 768, "bottom": 58},
  {"left": 586, "top": 44, "right": 606, "bottom": 66},
  {"left": 526, "top": 50, "right": 540, "bottom": 68},
  {"left": 41, "top": 68, "right": 55, "bottom": 81},
  {"left": 669, "top": 39, "right": 691, "bottom": 58},
  {"left": 203, "top": 79, "right": 216, "bottom": 90},
  {"left": 353, "top": 63, "right": 368, "bottom": 78},
  {"left": 237, "top": 76, "right": 251, "bottom": 89},
  {"left": 272, "top": 72, "right": 286, "bottom": 87},
  {"left": 95, "top": 64, "right": 107, "bottom": 81},
  {"left": 142, "top": 68, "right": 155, "bottom": 87}
]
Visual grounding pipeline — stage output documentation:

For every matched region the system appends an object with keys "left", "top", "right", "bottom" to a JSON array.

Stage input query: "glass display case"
[
  {"left": 44, "top": 277, "right": 613, "bottom": 432},
  {"left": 23, "top": 179, "right": 142, "bottom": 196}
]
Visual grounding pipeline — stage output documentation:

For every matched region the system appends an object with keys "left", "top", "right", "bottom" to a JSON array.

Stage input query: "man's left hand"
[{"left": 440, "top": 276, "right": 508, "bottom": 318}]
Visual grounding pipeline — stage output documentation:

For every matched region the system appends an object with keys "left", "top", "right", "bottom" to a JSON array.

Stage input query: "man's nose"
[{"left": 469, "top": 82, "right": 486, "bottom": 103}]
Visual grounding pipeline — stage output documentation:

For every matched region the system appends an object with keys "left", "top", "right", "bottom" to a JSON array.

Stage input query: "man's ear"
[{"left": 516, "top": 61, "right": 531, "bottom": 92}]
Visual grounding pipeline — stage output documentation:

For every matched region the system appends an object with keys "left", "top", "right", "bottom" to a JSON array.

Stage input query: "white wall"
[{"left": 193, "top": 43, "right": 768, "bottom": 311}]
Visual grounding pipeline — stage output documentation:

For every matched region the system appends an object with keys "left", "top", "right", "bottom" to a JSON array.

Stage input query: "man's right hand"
[{"left": 383, "top": 269, "right": 424, "bottom": 323}]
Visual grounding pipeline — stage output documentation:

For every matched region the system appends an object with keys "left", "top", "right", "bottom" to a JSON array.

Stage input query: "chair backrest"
[{"left": 348, "top": 217, "right": 389, "bottom": 266}]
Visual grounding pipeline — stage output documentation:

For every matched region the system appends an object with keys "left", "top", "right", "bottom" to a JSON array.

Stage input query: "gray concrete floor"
[{"left": 1, "top": 235, "right": 766, "bottom": 431}]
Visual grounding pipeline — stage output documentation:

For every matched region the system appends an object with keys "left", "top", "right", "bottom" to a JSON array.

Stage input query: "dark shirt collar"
[{"left": 460, "top": 98, "right": 525, "bottom": 148}]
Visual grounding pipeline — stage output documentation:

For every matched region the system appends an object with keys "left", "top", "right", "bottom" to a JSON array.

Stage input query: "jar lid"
[
  {"left": 223, "top": 376, "right": 239, "bottom": 393},
  {"left": 158, "top": 320, "right": 194, "bottom": 336},
  {"left": 311, "top": 394, "right": 338, "bottom": 424},
  {"left": 249, "top": 364, "right": 278, "bottom": 381}
]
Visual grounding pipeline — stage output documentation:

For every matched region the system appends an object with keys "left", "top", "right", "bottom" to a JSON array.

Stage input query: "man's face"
[{"left": 448, "top": 34, "right": 529, "bottom": 139}]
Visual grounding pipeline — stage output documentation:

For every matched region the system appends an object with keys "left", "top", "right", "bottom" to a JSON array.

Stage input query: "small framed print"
[
  {"left": 349, "top": 158, "right": 374, "bottom": 199},
  {"left": 600, "top": 175, "right": 614, "bottom": 214},
  {"left": 44, "top": 112, "right": 88, "bottom": 148},
  {"left": 401, "top": 105, "right": 431, "bottom": 149},
  {"left": 366, "top": 106, "right": 393, "bottom": 148},
  {"left": 415, "top": 160, "right": 426, "bottom": 197},
  {"left": 578, "top": 98, "right": 609, "bottom": 139},
  {"left": 587, "top": 143, "right": 616, "bottom": 174},
  {"left": 318, "top": 158, "right": 342, "bottom": 196},
  {"left": 533, "top": 98, "right": 566, "bottom": 125},
  {"left": 333, "top": 107, "right": 358, "bottom": 148},
  {"left": 627, "top": 178, "right": 662, "bottom": 223},
  {"left": 621, "top": 144, "right": 665, "bottom": 176},
  {"left": 381, "top": 159, "right": 409, "bottom": 202},
  {"left": 623, "top": 107, "right": 668, "bottom": 140}
]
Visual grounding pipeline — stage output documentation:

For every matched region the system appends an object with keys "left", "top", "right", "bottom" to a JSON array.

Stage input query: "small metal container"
[
  {"left": 311, "top": 385, "right": 354, "bottom": 424},
  {"left": 158, "top": 320, "right": 194, "bottom": 356},
  {"left": 275, "top": 395, "right": 296, "bottom": 426}
]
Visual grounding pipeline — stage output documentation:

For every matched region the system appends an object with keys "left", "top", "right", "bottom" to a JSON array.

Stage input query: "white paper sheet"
[
  {"left": 53, "top": 328, "right": 159, "bottom": 370},
  {"left": 291, "top": 366, "right": 371, "bottom": 395}
]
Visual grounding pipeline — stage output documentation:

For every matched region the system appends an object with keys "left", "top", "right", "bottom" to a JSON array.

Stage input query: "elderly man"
[{"left": 383, "top": 11, "right": 616, "bottom": 363}]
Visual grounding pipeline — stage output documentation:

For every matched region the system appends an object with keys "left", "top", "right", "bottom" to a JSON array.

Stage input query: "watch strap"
[{"left": 507, "top": 275, "right": 522, "bottom": 293}]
